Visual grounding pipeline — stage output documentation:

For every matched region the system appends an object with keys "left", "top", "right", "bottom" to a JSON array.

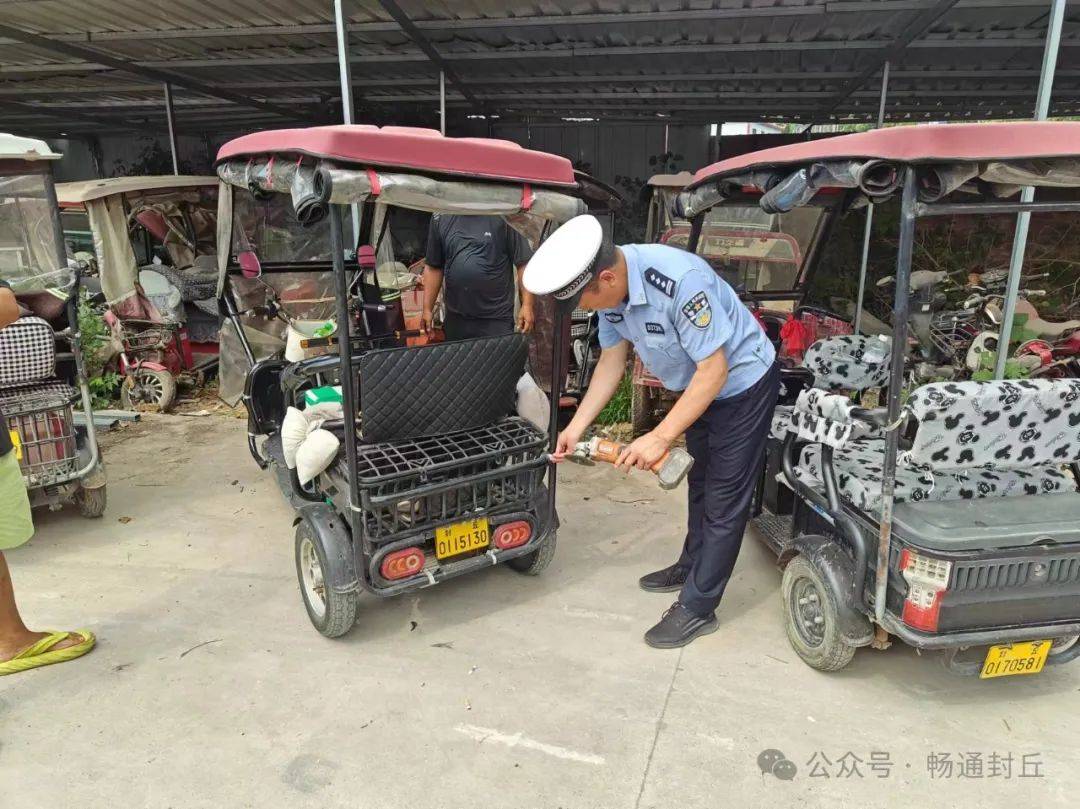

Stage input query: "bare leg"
[{"left": 0, "top": 551, "right": 85, "bottom": 661}]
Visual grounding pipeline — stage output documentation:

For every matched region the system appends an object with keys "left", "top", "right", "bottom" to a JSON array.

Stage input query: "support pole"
[
  {"left": 333, "top": 0, "right": 361, "bottom": 247},
  {"left": 439, "top": 70, "right": 446, "bottom": 135},
  {"left": 875, "top": 166, "right": 918, "bottom": 625},
  {"left": 853, "top": 61, "right": 890, "bottom": 334},
  {"left": 163, "top": 82, "right": 179, "bottom": 175},
  {"left": 993, "top": 0, "right": 1066, "bottom": 379}
]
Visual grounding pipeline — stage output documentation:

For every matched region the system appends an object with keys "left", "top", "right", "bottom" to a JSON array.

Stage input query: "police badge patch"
[
  {"left": 604, "top": 312, "right": 624, "bottom": 323},
  {"left": 681, "top": 291, "right": 712, "bottom": 329}
]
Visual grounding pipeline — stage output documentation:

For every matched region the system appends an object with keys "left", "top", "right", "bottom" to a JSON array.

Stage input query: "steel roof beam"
[
  {"left": 4, "top": 69, "right": 1079, "bottom": 97},
  {"left": 821, "top": 0, "right": 962, "bottom": 115},
  {"left": 2, "top": 35, "right": 1070, "bottom": 76},
  {"left": 0, "top": 21, "right": 303, "bottom": 120},
  {"left": 375, "top": 0, "right": 483, "bottom": 113},
  {"left": 0, "top": 0, "right": 1054, "bottom": 45}
]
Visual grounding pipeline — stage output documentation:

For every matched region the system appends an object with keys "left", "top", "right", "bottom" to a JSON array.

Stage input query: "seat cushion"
[{"left": 795, "top": 437, "right": 1074, "bottom": 512}]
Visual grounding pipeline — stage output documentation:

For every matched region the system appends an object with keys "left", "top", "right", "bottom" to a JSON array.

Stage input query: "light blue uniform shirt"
[{"left": 597, "top": 244, "right": 775, "bottom": 399}]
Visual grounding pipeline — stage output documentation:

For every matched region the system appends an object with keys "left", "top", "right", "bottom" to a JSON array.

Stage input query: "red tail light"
[
  {"left": 493, "top": 520, "right": 532, "bottom": 550},
  {"left": 899, "top": 548, "right": 952, "bottom": 632},
  {"left": 380, "top": 547, "right": 425, "bottom": 580}
]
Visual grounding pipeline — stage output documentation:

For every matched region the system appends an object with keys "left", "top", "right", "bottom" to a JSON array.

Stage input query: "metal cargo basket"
[
  {"left": 350, "top": 417, "right": 548, "bottom": 542},
  {"left": 0, "top": 382, "right": 79, "bottom": 487}
]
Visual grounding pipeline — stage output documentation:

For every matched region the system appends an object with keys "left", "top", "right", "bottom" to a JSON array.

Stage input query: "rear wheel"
[
  {"left": 76, "top": 484, "right": 107, "bottom": 518},
  {"left": 508, "top": 530, "right": 557, "bottom": 575},
  {"left": 631, "top": 383, "right": 658, "bottom": 438},
  {"left": 295, "top": 522, "right": 358, "bottom": 638},
  {"left": 121, "top": 369, "right": 177, "bottom": 412},
  {"left": 781, "top": 555, "right": 856, "bottom": 672}
]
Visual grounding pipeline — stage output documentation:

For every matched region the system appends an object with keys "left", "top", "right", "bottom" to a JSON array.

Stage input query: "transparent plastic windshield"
[
  {"left": 693, "top": 205, "right": 826, "bottom": 293},
  {"left": 0, "top": 171, "right": 65, "bottom": 291},
  {"left": 231, "top": 189, "right": 333, "bottom": 263}
]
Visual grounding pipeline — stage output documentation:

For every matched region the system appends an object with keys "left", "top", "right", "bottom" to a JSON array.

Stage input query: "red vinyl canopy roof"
[
  {"left": 689, "top": 122, "right": 1080, "bottom": 189},
  {"left": 216, "top": 125, "right": 577, "bottom": 188}
]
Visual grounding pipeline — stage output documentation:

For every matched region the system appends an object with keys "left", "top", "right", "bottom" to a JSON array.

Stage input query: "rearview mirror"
[{"left": 238, "top": 251, "right": 262, "bottom": 279}]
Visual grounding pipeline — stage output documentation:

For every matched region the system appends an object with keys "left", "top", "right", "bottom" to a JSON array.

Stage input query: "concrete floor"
[{"left": 2, "top": 413, "right": 1078, "bottom": 808}]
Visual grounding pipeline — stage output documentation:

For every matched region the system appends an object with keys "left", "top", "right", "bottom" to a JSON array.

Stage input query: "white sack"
[
  {"left": 516, "top": 372, "right": 550, "bottom": 432},
  {"left": 296, "top": 429, "right": 340, "bottom": 486},
  {"left": 281, "top": 407, "right": 309, "bottom": 469}
]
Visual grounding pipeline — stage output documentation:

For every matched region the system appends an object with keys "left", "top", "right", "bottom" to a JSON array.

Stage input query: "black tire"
[
  {"left": 630, "top": 383, "right": 658, "bottom": 438},
  {"left": 295, "top": 522, "right": 359, "bottom": 638},
  {"left": 507, "top": 530, "right": 557, "bottom": 575},
  {"left": 781, "top": 555, "right": 857, "bottom": 672},
  {"left": 76, "top": 484, "right": 107, "bottom": 518},
  {"left": 120, "top": 369, "right": 177, "bottom": 412}
]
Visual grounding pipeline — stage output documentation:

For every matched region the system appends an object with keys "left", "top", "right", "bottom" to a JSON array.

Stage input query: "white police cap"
[{"left": 522, "top": 214, "right": 603, "bottom": 305}]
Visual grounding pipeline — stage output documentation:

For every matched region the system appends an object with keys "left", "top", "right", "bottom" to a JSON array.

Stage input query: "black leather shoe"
[
  {"left": 644, "top": 602, "right": 719, "bottom": 649},
  {"left": 638, "top": 563, "right": 689, "bottom": 593}
]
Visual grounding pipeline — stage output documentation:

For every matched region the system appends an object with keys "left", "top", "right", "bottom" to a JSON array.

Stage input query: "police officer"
[{"left": 523, "top": 215, "right": 780, "bottom": 649}]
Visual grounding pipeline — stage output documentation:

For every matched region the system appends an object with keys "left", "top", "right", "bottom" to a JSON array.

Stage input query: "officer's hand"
[
  {"left": 551, "top": 426, "right": 583, "bottom": 463},
  {"left": 615, "top": 430, "right": 672, "bottom": 472},
  {"left": 517, "top": 304, "right": 535, "bottom": 333},
  {"left": 420, "top": 309, "right": 434, "bottom": 335}
]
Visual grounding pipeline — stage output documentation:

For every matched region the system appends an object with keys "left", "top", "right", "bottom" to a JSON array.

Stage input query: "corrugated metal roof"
[{"left": 0, "top": 0, "right": 1077, "bottom": 136}]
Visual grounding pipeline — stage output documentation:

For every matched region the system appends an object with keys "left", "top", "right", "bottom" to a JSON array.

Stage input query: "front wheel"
[
  {"left": 120, "top": 369, "right": 177, "bottom": 412},
  {"left": 295, "top": 522, "right": 359, "bottom": 638},
  {"left": 781, "top": 555, "right": 856, "bottom": 672}
]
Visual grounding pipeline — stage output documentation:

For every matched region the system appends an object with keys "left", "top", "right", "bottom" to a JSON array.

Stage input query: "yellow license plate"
[
  {"left": 9, "top": 430, "right": 21, "bottom": 462},
  {"left": 435, "top": 517, "right": 490, "bottom": 561},
  {"left": 980, "top": 640, "right": 1052, "bottom": 679}
]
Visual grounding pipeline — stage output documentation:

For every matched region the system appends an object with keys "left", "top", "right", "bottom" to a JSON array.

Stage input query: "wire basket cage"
[
  {"left": 121, "top": 322, "right": 177, "bottom": 354},
  {"left": 929, "top": 309, "right": 978, "bottom": 360},
  {"left": 0, "top": 383, "right": 79, "bottom": 487},
  {"left": 351, "top": 417, "right": 548, "bottom": 542}
]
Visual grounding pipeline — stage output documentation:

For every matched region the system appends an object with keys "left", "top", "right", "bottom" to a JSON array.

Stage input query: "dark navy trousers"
[{"left": 677, "top": 361, "right": 780, "bottom": 617}]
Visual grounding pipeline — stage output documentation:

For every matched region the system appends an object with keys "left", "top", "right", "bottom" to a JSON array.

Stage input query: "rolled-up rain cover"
[
  {"left": 675, "top": 170, "right": 781, "bottom": 219},
  {"left": 979, "top": 158, "right": 1080, "bottom": 188},
  {"left": 219, "top": 158, "right": 585, "bottom": 223},
  {"left": 760, "top": 160, "right": 901, "bottom": 213},
  {"left": 917, "top": 163, "right": 980, "bottom": 202},
  {"left": 290, "top": 164, "right": 329, "bottom": 227}
]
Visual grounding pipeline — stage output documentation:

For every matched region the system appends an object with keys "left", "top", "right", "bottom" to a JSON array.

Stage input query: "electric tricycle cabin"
[
  {"left": 0, "top": 134, "right": 105, "bottom": 516},
  {"left": 676, "top": 122, "right": 1080, "bottom": 676},
  {"left": 56, "top": 176, "right": 221, "bottom": 412},
  {"left": 214, "top": 125, "right": 610, "bottom": 638},
  {"left": 633, "top": 170, "right": 845, "bottom": 437}
]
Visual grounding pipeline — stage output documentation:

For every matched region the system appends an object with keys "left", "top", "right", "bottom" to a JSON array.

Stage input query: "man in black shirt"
[
  {"left": 0, "top": 278, "right": 95, "bottom": 674},
  {"left": 421, "top": 214, "right": 535, "bottom": 341}
]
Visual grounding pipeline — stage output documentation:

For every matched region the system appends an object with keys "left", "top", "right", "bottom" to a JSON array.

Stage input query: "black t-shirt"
[
  {"left": 0, "top": 279, "right": 12, "bottom": 457},
  {"left": 425, "top": 215, "right": 533, "bottom": 321}
]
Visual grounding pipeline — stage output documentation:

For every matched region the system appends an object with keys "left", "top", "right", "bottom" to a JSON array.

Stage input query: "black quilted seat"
[{"left": 357, "top": 333, "right": 527, "bottom": 443}]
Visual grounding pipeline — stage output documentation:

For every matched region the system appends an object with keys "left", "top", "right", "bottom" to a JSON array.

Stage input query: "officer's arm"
[{"left": 654, "top": 347, "right": 728, "bottom": 444}]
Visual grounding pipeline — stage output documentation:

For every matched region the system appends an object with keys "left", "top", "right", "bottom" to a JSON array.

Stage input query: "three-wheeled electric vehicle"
[
  {"left": 677, "top": 122, "right": 1080, "bottom": 676},
  {"left": 0, "top": 134, "right": 105, "bottom": 516},
  {"left": 214, "top": 125, "right": 600, "bottom": 637},
  {"left": 57, "top": 176, "right": 220, "bottom": 411}
]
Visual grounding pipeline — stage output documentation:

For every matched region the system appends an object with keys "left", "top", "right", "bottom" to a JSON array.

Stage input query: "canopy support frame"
[{"left": 993, "top": 0, "right": 1067, "bottom": 379}]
